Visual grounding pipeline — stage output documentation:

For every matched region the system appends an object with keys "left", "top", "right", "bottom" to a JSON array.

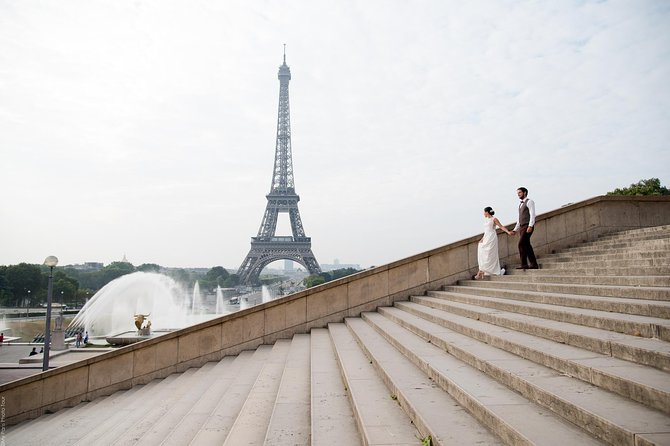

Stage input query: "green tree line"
[
  {"left": 0, "top": 262, "right": 240, "bottom": 308},
  {"left": 607, "top": 178, "right": 669, "bottom": 196},
  {"left": 303, "top": 267, "right": 361, "bottom": 288}
]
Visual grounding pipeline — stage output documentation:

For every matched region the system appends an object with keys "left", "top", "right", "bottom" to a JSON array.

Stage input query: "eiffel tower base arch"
[{"left": 237, "top": 239, "right": 321, "bottom": 285}]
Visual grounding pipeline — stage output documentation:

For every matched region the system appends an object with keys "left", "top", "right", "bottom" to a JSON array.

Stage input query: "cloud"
[{"left": 1, "top": 0, "right": 668, "bottom": 268}]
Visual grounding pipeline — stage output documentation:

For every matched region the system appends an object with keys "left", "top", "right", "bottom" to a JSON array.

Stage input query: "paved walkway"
[{"left": 0, "top": 344, "right": 111, "bottom": 385}]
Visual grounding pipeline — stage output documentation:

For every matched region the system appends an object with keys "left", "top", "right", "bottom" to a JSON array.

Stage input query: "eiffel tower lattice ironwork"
[{"left": 236, "top": 51, "right": 321, "bottom": 285}]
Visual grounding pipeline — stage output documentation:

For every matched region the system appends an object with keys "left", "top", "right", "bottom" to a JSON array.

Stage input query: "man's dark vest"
[{"left": 519, "top": 200, "right": 530, "bottom": 227}]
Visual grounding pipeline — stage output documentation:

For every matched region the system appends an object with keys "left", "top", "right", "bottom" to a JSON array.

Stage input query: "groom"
[{"left": 510, "top": 187, "right": 539, "bottom": 269}]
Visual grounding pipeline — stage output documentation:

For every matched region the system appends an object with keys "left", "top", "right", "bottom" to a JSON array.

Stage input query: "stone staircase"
[{"left": 6, "top": 225, "right": 670, "bottom": 445}]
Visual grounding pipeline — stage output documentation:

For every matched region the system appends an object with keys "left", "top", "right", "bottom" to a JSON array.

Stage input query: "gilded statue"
[{"left": 134, "top": 313, "right": 151, "bottom": 331}]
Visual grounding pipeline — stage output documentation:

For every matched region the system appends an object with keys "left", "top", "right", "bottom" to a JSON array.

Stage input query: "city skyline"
[{"left": 1, "top": 1, "right": 669, "bottom": 269}]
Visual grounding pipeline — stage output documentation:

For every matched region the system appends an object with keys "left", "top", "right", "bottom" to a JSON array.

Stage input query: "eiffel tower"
[{"left": 236, "top": 50, "right": 321, "bottom": 285}]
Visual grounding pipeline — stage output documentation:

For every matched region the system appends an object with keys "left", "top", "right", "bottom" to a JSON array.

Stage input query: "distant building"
[
  {"left": 67, "top": 262, "right": 104, "bottom": 271},
  {"left": 320, "top": 262, "right": 361, "bottom": 272}
]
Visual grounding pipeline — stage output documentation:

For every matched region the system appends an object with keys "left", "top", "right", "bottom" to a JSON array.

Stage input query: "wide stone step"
[
  {"left": 562, "top": 233, "right": 670, "bottom": 249},
  {"left": 560, "top": 242, "right": 670, "bottom": 258},
  {"left": 112, "top": 363, "right": 219, "bottom": 446},
  {"left": 458, "top": 278, "right": 670, "bottom": 301},
  {"left": 328, "top": 322, "right": 422, "bottom": 445},
  {"left": 73, "top": 369, "right": 198, "bottom": 446},
  {"left": 595, "top": 225, "right": 670, "bottom": 236},
  {"left": 596, "top": 227, "right": 670, "bottom": 240},
  {"left": 589, "top": 236, "right": 670, "bottom": 250},
  {"left": 78, "top": 381, "right": 175, "bottom": 445},
  {"left": 544, "top": 250, "right": 670, "bottom": 263},
  {"left": 488, "top": 274, "right": 670, "bottom": 287},
  {"left": 358, "top": 312, "right": 605, "bottom": 445},
  {"left": 7, "top": 391, "right": 103, "bottom": 441},
  {"left": 264, "top": 334, "right": 311, "bottom": 445},
  {"left": 389, "top": 302, "right": 670, "bottom": 414},
  {"left": 439, "top": 286, "right": 670, "bottom": 317},
  {"left": 8, "top": 386, "right": 137, "bottom": 446},
  {"left": 189, "top": 345, "right": 274, "bottom": 445},
  {"left": 540, "top": 257, "right": 670, "bottom": 269},
  {"left": 135, "top": 358, "right": 238, "bottom": 445},
  {"left": 222, "top": 340, "right": 292, "bottom": 445},
  {"left": 507, "top": 265, "right": 670, "bottom": 276},
  {"left": 411, "top": 295, "right": 670, "bottom": 372},
  {"left": 159, "top": 353, "right": 254, "bottom": 446},
  {"left": 363, "top": 310, "right": 670, "bottom": 446},
  {"left": 596, "top": 227, "right": 670, "bottom": 241},
  {"left": 310, "top": 328, "right": 361, "bottom": 446},
  {"left": 344, "top": 317, "right": 503, "bottom": 445},
  {"left": 568, "top": 233, "right": 670, "bottom": 247},
  {"left": 426, "top": 291, "right": 670, "bottom": 341},
  {"left": 67, "top": 378, "right": 176, "bottom": 445}
]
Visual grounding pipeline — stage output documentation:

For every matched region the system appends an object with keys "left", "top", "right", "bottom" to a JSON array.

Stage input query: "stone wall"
[{"left": 2, "top": 195, "right": 669, "bottom": 425}]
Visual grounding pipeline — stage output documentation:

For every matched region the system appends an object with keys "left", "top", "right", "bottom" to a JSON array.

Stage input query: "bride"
[{"left": 475, "top": 206, "right": 512, "bottom": 280}]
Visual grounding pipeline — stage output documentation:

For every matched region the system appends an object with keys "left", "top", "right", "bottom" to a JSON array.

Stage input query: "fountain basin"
[{"left": 105, "top": 329, "right": 174, "bottom": 346}]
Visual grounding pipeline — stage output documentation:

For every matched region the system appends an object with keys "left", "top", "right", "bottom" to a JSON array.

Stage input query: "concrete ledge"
[{"left": 1, "top": 195, "right": 669, "bottom": 425}]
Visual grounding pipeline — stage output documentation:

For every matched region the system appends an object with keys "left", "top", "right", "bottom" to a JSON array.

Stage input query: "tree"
[
  {"left": 206, "top": 266, "right": 229, "bottom": 282},
  {"left": 53, "top": 271, "right": 79, "bottom": 305},
  {"left": 201, "top": 266, "right": 231, "bottom": 290},
  {"left": 137, "top": 263, "right": 161, "bottom": 273},
  {"left": 607, "top": 178, "right": 669, "bottom": 196},
  {"left": 5, "top": 263, "right": 43, "bottom": 306},
  {"left": 167, "top": 268, "right": 191, "bottom": 285},
  {"left": 221, "top": 274, "right": 240, "bottom": 288},
  {"left": 0, "top": 266, "right": 10, "bottom": 306},
  {"left": 303, "top": 268, "right": 361, "bottom": 288},
  {"left": 303, "top": 275, "right": 326, "bottom": 288}
]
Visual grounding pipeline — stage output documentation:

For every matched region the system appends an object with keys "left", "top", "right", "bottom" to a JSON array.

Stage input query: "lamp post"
[{"left": 43, "top": 256, "right": 58, "bottom": 371}]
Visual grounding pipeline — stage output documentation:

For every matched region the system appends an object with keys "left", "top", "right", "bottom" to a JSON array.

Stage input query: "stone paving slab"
[
  {"left": 328, "top": 322, "right": 421, "bottom": 445},
  {"left": 310, "top": 328, "right": 361, "bottom": 446},
  {"left": 264, "top": 334, "right": 311, "bottom": 446}
]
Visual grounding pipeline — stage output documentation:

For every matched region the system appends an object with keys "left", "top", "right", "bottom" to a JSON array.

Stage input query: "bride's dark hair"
[{"left": 484, "top": 206, "right": 495, "bottom": 216}]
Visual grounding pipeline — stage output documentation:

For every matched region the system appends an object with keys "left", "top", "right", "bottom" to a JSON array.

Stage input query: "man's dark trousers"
[{"left": 518, "top": 226, "right": 538, "bottom": 268}]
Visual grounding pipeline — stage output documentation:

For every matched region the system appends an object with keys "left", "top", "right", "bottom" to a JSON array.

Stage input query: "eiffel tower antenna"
[{"left": 236, "top": 50, "right": 321, "bottom": 285}]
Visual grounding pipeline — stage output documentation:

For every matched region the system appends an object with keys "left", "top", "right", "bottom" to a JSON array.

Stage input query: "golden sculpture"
[{"left": 134, "top": 313, "right": 151, "bottom": 331}]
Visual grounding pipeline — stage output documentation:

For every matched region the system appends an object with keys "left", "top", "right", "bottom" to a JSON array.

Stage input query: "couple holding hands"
[{"left": 474, "top": 187, "right": 538, "bottom": 280}]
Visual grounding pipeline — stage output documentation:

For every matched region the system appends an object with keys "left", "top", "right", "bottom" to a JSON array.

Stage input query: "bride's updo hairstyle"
[{"left": 484, "top": 206, "right": 495, "bottom": 216}]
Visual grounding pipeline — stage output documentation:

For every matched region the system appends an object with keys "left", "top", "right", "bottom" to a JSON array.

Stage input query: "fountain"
[
  {"left": 215, "top": 286, "right": 224, "bottom": 314},
  {"left": 261, "top": 285, "right": 275, "bottom": 303},
  {"left": 191, "top": 281, "right": 202, "bottom": 315},
  {"left": 68, "top": 272, "right": 226, "bottom": 345}
]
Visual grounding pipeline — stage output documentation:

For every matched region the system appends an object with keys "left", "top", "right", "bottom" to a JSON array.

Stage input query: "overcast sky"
[{"left": 1, "top": 0, "right": 669, "bottom": 270}]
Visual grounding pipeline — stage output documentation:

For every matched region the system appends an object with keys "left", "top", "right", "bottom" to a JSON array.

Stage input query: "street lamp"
[{"left": 43, "top": 255, "right": 58, "bottom": 371}]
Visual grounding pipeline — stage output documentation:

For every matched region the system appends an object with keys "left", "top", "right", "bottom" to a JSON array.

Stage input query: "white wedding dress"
[{"left": 477, "top": 217, "right": 503, "bottom": 276}]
